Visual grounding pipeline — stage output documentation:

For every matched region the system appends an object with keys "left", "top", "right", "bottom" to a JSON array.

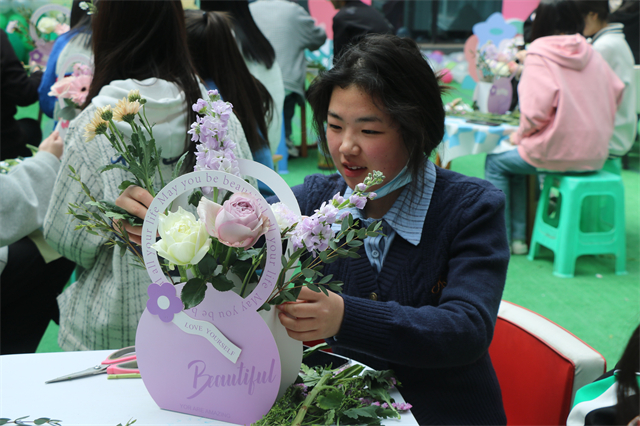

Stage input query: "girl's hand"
[
  {"left": 114, "top": 185, "right": 154, "bottom": 245},
  {"left": 276, "top": 286, "right": 344, "bottom": 341},
  {"left": 509, "top": 132, "right": 518, "bottom": 145}
]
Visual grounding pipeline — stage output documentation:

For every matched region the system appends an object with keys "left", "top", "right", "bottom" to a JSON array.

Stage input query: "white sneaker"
[{"left": 511, "top": 240, "right": 528, "bottom": 255}]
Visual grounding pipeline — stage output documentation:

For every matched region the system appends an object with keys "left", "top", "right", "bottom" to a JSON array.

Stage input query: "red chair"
[{"left": 489, "top": 301, "right": 606, "bottom": 425}]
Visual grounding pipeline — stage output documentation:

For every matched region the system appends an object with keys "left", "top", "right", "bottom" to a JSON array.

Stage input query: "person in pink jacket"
[{"left": 484, "top": 0, "right": 624, "bottom": 255}]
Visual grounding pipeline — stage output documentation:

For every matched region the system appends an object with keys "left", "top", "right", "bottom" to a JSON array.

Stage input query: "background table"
[
  {"left": 438, "top": 116, "right": 518, "bottom": 168},
  {"left": 1, "top": 350, "right": 418, "bottom": 426}
]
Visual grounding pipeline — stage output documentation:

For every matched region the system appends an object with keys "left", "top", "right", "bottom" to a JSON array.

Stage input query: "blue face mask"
[{"left": 373, "top": 164, "right": 412, "bottom": 199}]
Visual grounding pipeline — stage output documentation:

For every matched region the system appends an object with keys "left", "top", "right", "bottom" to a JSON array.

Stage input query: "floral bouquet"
[
  {"left": 476, "top": 38, "right": 520, "bottom": 83},
  {"left": 69, "top": 88, "right": 384, "bottom": 311},
  {"left": 68, "top": 88, "right": 392, "bottom": 423},
  {"left": 48, "top": 63, "right": 93, "bottom": 127},
  {"left": 5, "top": 4, "right": 70, "bottom": 67}
]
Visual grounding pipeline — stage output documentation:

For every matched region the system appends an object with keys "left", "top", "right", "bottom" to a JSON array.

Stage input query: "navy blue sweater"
[{"left": 289, "top": 167, "right": 509, "bottom": 425}]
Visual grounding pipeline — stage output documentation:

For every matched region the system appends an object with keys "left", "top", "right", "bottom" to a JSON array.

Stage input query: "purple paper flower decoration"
[
  {"left": 29, "top": 49, "right": 45, "bottom": 66},
  {"left": 472, "top": 12, "right": 517, "bottom": 48},
  {"left": 147, "top": 281, "right": 183, "bottom": 322}
]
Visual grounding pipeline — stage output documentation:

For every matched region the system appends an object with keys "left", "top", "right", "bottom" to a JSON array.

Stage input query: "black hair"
[
  {"left": 530, "top": 0, "right": 585, "bottom": 41},
  {"left": 69, "top": 0, "right": 91, "bottom": 48},
  {"left": 307, "top": 33, "right": 445, "bottom": 182},
  {"left": 574, "top": 0, "right": 610, "bottom": 22},
  {"left": 86, "top": 0, "right": 202, "bottom": 167},
  {"left": 199, "top": 0, "right": 276, "bottom": 69},
  {"left": 184, "top": 10, "right": 273, "bottom": 154},
  {"left": 616, "top": 324, "right": 640, "bottom": 424}
]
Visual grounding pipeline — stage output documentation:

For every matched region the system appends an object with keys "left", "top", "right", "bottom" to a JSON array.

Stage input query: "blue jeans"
[{"left": 484, "top": 149, "right": 537, "bottom": 243}]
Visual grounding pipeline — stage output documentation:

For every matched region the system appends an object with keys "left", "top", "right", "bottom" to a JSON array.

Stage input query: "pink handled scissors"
[{"left": 45, "top": 346, "right": 139, "bottom": 384}]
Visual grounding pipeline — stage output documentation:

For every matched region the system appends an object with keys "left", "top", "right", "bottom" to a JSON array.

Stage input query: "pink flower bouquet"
[{"left": 48, "top": 63, "right": 93, "bottom": 125}]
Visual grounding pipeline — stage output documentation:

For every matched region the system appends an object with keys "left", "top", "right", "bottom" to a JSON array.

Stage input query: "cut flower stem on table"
[{"left": 253, "top": 344, "right": 410, "bottom": 425}]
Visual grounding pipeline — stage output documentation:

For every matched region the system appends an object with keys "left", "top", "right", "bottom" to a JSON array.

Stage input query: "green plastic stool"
[{"left": 528, "top": 170, "right": 627, "bottom": 277}]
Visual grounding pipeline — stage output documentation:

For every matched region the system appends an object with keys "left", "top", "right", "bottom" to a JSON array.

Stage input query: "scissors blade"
[{"left": 45, "top": 365, "right": 108, "bottom": 384}]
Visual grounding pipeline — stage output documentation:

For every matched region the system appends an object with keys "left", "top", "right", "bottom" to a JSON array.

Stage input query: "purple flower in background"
[
  {"left": 349, "top": 194, "right": 367, "bottom": 209},
  {"left": 290, "top": 214, "right": 334, "bottom": 254},
  {"left": 355, "top": 183, "right": 367, "bottom": 192},
  {"left": 147, "top": 281, "right": 183, "bottom": 323}
]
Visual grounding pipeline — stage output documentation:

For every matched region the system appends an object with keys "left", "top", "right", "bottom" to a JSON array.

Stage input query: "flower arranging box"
[{"left": 136, "top": 162, "right": 302, "bottom": 425}]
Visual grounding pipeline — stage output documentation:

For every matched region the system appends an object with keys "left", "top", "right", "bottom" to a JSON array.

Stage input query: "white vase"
[
  {"left": 475, "top": 81, "right": 493, "bottom": 114},
  {"left": 227, "top": 269, "right": 302, "bottom": 399}
]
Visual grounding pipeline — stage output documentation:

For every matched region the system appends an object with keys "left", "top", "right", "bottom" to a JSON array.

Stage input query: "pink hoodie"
[{"left": 513, "top": 34, "right": 624, "bottom": 171}]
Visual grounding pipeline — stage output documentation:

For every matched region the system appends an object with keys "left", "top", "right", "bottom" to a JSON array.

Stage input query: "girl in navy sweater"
[
  {"left": 274, "top": 34, "right": 510, "bottom": 424},
  {"left": 116, "top": 33, "right": 510, "bottom": 425}
]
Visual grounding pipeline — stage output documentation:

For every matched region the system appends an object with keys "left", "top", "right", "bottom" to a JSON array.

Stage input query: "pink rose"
[
  {"left": 197, "top": 193, "right": 270, "bottom": 248},
  {"left": 48, "top": 76, "right": 74, "bottom": 98}
]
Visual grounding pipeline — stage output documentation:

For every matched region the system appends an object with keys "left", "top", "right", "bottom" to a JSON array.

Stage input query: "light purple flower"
[
  {"left": 349, "top": 194, "right": 367, "bottom": 209},
  {"left": 316, "top": 201, "right": 339, "bottom": 225},
  {"left": 392, "top": 402, "right": 413, "bottom": 411},
  {"left": 332, "top": 192, "right": 345, "bottom": 205},
  {"left": 367, "top": 192, "right": 377, "bottom": 200},
  {"left": 355, "top": 183, "right": 367, "bottom": 192},
  {"left": 147, "top": 282, "right": 183, "bottom": 323},
  {"left": 291, "top": 214, "right": 334, "bottom": 254},
  {"left": 192, "top": 99, "right": 208, "bottom": 114}
]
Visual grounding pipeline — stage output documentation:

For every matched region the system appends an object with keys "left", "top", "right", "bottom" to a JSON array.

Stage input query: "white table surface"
[
  {"left": 1, "top": 350, "right": 418, "bottom": 426},
  {"left": 439, "top": 116, "right": 518, "bottom": 167}
]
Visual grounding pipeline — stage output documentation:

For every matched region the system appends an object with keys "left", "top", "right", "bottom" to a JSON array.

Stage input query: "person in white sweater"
[
  {"left": 201, "top": 0, "right": 285, "bottom": 155},
  {"left": 1, "top": 131, "right": 75, "bottom": 354},
  {"left": 43, "top": 1, "right": 253, "bottom": 351},
  {"left": 576, "top": 0, "right": 637, "bottom": 159},
  {"left": 250, "top": 0, "right": 326, "bottom": 153}
]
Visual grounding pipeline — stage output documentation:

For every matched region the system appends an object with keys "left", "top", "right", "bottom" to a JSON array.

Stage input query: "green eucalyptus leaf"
[
  {"left": 301, "top": 268, "right": 316, "bottom": 279},
  {"left": 181, "top": 277, "right": 207, "bottom": 309},
  {"left": 346, "top": 229, "right": 355, "bottom": 243},
  {"left": 318, "top": 274, "right": 333, "bottom": 284},
  {"left": 34, "top": 418, "right": 51, "bottom": 425},
  {"left": 307, "top": 283, "right": 320, "bottom": 292},
  {"left": 188, "top": 190, "right": 203, "bottom": 209}
]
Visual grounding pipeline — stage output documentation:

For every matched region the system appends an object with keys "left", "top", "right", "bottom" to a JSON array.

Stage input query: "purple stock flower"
[
  {"left": 147, "top": 281, "right": 183, "bottom": 322},
  {"left": 316, "top": 201, "right": 339, "bottom": 224},
  {"left": 392, "top": 402, "right": 413, "bottom": 411},
  {"left": 291, "top": 214, "right": 334, "bottom": 254},
  {"left": 355, "top": 183, "right": 367, "bottom": 192},
  {"left": 349, "top": 194, "right": 367, "bottom": 209},
  {"left": 192, "top": 99, "right": 208, "bottom": 114},
  {"left": 332, "top": 192, "right": 345, "bottom": 205}
]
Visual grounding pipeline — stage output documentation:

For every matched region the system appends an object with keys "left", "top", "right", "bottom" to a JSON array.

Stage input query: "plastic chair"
[
  {"left": 528, "top": 170, "right": 627, "bottom": 277},
  {"left": 489, "top": 301, "right": 606, "bottom": 426}
]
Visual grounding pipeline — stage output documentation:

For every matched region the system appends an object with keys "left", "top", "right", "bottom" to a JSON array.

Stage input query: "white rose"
[
  {"left": 37, "top": 17, "right": 60, "bottom": 34},
  {"left": 270, "top": 202, "right": 300, "bottom": 231},
  {"left": 151, "top": 207, "right": 211, "bottom": 266}
]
